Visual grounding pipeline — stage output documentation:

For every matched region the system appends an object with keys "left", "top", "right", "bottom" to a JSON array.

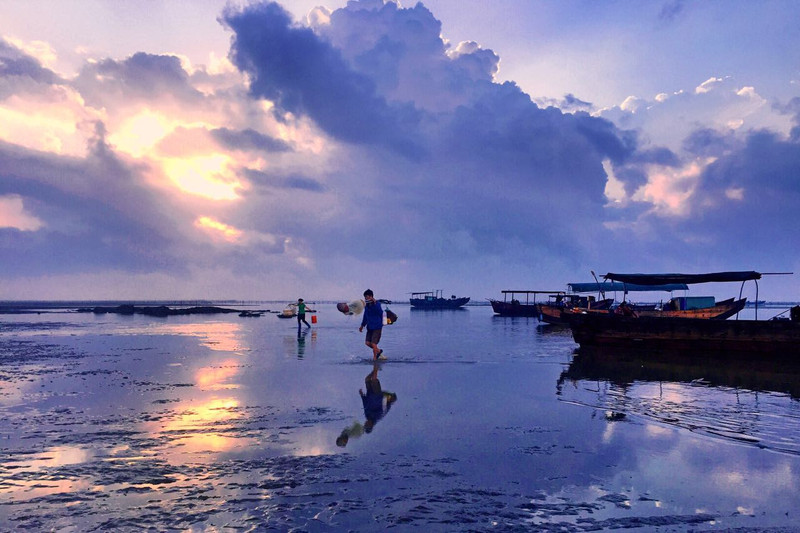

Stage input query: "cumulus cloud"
[{"left": 1, "top": 2, "right": 798, "bottom": 299}]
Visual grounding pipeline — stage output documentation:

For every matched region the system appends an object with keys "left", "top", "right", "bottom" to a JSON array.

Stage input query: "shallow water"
[{"left": 1, "top": 304, "right": 800, "bottom": 531}]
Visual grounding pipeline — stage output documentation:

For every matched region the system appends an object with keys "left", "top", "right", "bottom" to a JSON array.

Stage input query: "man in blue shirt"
[{"left": 359, "top": 289, "right": 385, "bottom": 360}]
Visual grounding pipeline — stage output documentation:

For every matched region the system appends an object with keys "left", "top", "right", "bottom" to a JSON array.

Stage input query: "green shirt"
[{"left": 297, "top": 303, "right": 306, "bottom": 314}]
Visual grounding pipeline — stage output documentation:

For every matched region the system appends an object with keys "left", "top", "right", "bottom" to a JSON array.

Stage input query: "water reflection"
[
  {"left": 559, "top": 347, "right": 800, "bottom": 455},
  {"left": 285, "top": 328, "right": 317, "bottom": 359},
  {"left": 337, "top": 362, "right": 398, "bottom": 447},
  {"left": 157, "top": 322, "right": 247, "bottom": 353},
  {"left": 142, "top": 321, "right": 254, "bottom": 457},
  {"left": 560, "top": 346, "right": 800, "bottom": 398}
]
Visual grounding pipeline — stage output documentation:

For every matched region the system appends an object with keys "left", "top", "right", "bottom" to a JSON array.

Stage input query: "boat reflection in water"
[
  {"left": 560, "top": 346, "right": 800, "bottom": 399},
  {"left": 558, "top": 346, "right": 800, "bottom": 455}
]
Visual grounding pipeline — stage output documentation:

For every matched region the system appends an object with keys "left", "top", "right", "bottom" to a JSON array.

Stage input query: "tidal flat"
[{"left": 1, "top": 304, "right": 799, "bottom": 532}]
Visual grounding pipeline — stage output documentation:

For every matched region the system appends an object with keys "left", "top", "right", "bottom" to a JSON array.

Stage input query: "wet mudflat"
[{"left": 1, "top": 304, "right": 800, "bottom": 532}]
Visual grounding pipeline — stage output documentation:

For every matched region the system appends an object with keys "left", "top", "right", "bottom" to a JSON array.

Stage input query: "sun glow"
[
  {"left": 196, "top": 360, "right": 241, "bottom": 389},
  {"left": 195, "top": 216, "right": 244, "bottom": 243},
  {"left": 0, "top": 91, "right": 94, "bottom": 156},
  {"left": 164, "top": 155, "right": 243, "bottom": 200},
  {"left": 109, "top": 110, "right": 172, "bottom": 158}
]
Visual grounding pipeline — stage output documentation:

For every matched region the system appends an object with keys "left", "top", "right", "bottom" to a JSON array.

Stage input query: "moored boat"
[
  {"left": 565, "top": 270, "right": 798, "bottom": 356},
  {"left": 564, "top": 307, "right": 800, "bottom": 356},
  {"left": 538, "top": 279, "right": 689, "bottom": 325},
  {"left": 410, "top": 290, "right": 470, "bottom": 309},
  {"left": 635, "top": 296, "right": 746, "bottom": 319},
  {"left": 538, "top": 294, "right": 614, "bottom": 325},
  {"left": 489, "top": 290, "right": 564, "bottom": 317},
  {"left": 277, "top": 303, "right": 297, "bottom": 318}
]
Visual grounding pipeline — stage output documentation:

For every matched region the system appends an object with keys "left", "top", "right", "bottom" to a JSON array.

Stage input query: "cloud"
[
  {"left": 0, "top": 194, "right": 44, "bottom": 231},
  {"left": 0, "top": 39, "right": 59, "bottom": 87},
  {"left": 222, "top": 2, "right": 425, "bottom": 159},
  {"left": 211, "top": 127, "right": 291, "bottom": 153},
  {"left": 658, "top": 0, "right": 687, "bottom": 24},
  {"left": 1, "top": 1, "right": 798, "bottom": 299},
  {"left": 0, "top": 1, "right": 676, "bottom": 297}
]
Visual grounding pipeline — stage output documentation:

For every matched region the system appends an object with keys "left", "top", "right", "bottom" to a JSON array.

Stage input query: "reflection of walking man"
[
  {"left": 359, "top": 289, "right": 384, "bottom": 360},
  {"left": 336, "top": 362, "right": 397, "bottom": 447},
  {"left": 296, "top": 298, "right": 312, "bottom": 329}
]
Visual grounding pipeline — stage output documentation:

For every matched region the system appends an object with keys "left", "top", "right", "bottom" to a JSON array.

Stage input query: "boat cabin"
[{"left": 664, "top": 296, "right": 716, "bottom": 311}]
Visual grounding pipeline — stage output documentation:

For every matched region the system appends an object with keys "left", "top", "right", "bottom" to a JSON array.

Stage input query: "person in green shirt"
[{"left": 296, "top": 298, "right": 313, "bottom": 328}]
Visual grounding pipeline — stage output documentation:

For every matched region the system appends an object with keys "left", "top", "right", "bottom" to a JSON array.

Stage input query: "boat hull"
[
  {"left": 490, "top": 300, "right": 540, "bottom": 317},
  {"left": 565, "top": 312, "right": 800, "bottom": 356},
  {"left": 538, "top": 298, "right": 615, "bottom": 325},
  {"left": 636, "top": 297, "right": 746, "bottom": 320},
  {"left": 410, "top": 297, "right": 470, "bottom": 309}
]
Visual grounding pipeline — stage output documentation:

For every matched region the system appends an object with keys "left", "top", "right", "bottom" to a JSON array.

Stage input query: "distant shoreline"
[{"left": 1, "top": 299, "right": 797, "bottom": 315}]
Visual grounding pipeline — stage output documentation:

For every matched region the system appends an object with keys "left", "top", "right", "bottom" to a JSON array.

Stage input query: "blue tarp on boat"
[
  {"left": 603, "top": 271, "right": 761, "bottom": 285},
  {"left": 568, "top": 282, "right": 689, "bottom": 293}
]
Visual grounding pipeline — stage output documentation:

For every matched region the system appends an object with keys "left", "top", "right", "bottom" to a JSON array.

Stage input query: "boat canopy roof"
[
  {"left": 501, "top": 290, "right": 565, "bottom": 295},
  {"left": 568, "top": 282, "right": 688, "bottom": 293},
  {"left": 603, "top": 271, "right": 762, "bottom": 285}
]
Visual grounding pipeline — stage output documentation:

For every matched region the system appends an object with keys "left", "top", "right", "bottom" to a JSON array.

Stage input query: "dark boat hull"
[
  {"left": 410, "top": 297, "right": 470, "bottom": 309},
  {"left": 565, "top": 312, "right": 800, "bottom": 356},
  {"left": 490, "top": 300, "right": 540, "bottom": 317},
  {"left": 538, "top": 298, "right": 615, "bottom": 325},
  {"left": 636, "top": 297, "right": 746, "bottom": 319}
]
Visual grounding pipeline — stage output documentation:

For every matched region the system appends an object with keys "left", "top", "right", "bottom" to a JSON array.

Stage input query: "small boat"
[
  {"left": 277, "top": 303, "right": 297, "bottom": 319},
  {"left": 538, "top": 294, "right": 615, "bottom": 325},
  {"left": 489, "top": 290, "right": 564, "bottom": 317},
  {"left": 409, "top": 290, "right": 470, "bottom": 309}
]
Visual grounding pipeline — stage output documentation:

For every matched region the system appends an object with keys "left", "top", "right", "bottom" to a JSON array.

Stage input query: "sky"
[{"left": 1, "top": 0, "right": 799, "bottom": 302}]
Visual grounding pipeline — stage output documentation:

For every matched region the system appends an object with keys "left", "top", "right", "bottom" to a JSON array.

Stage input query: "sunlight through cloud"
[
  {"left": 164, "top": 155, "right": 243, "bottom": 200},
  {"left": 195, "top": 216, "right": 243, "bottom": 243}
]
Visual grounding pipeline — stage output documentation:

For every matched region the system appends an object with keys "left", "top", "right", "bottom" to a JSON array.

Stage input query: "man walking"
[{"left": 358, "top": 289, "right": 385, "bottom": 360}]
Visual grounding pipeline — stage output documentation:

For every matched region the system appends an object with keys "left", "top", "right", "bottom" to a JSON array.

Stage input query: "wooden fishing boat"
[
  {"left": 538, "top": 295, "right": 614, "bottom": 325},
  {"left": 565, "top": 271, "right": 797, "bottom": 355},
  {"left": 565, "top": 308, "right": 800, "bottom": 356},
  {"left": 538, "top": 279, "right": 689, "bottom": 325},
  {"left": 635, "top": 296, "right": 746, "bottom": 319},
  {"left": 409, "top": 290, "right": 470, "bottom": 309},
  {"left": 489, "top": 290, "right": 564, "bottom": 317}
]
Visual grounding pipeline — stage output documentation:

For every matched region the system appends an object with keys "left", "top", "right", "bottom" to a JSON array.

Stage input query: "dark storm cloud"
[
  {"left": 779, "top": 96, "right": 800, "bottom": 141},
  {"left": 0, "top": 138, "right": 183, "bottom": 277},
  {"left": 242, "top": 168, "right": 325, "bottom": 192},
  {"left": 218, "top": 0, "right": 664, "bottom": 270},
  {"left": 0, "top": 39, "right": 59, "bottom": 87},
  {"left": 0, "top": 43, "right": 185, "bottom": 276},
  {"left": 73, "top": 52, "right": 204, "bottom": 106},
  {"left": 658, "top": 0, "right": 686, "bottom": 23},
  {"left": 642, "top": 130, "right": 800, "bottom": 268},
  {"left": 561, "top": 93, "right": 593, "bottom": 112},
  {"left": 211, "top": 127, "right": 291, "bottom": 152},
  {"left": 610, "top": 146, "right": 682, "bottom": 196},
  {"left": 682, "top": 128, "right": 738, "bottom": 157},
  {"left": 221, "top": 2, "right": 425, "bottom": 159}
]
